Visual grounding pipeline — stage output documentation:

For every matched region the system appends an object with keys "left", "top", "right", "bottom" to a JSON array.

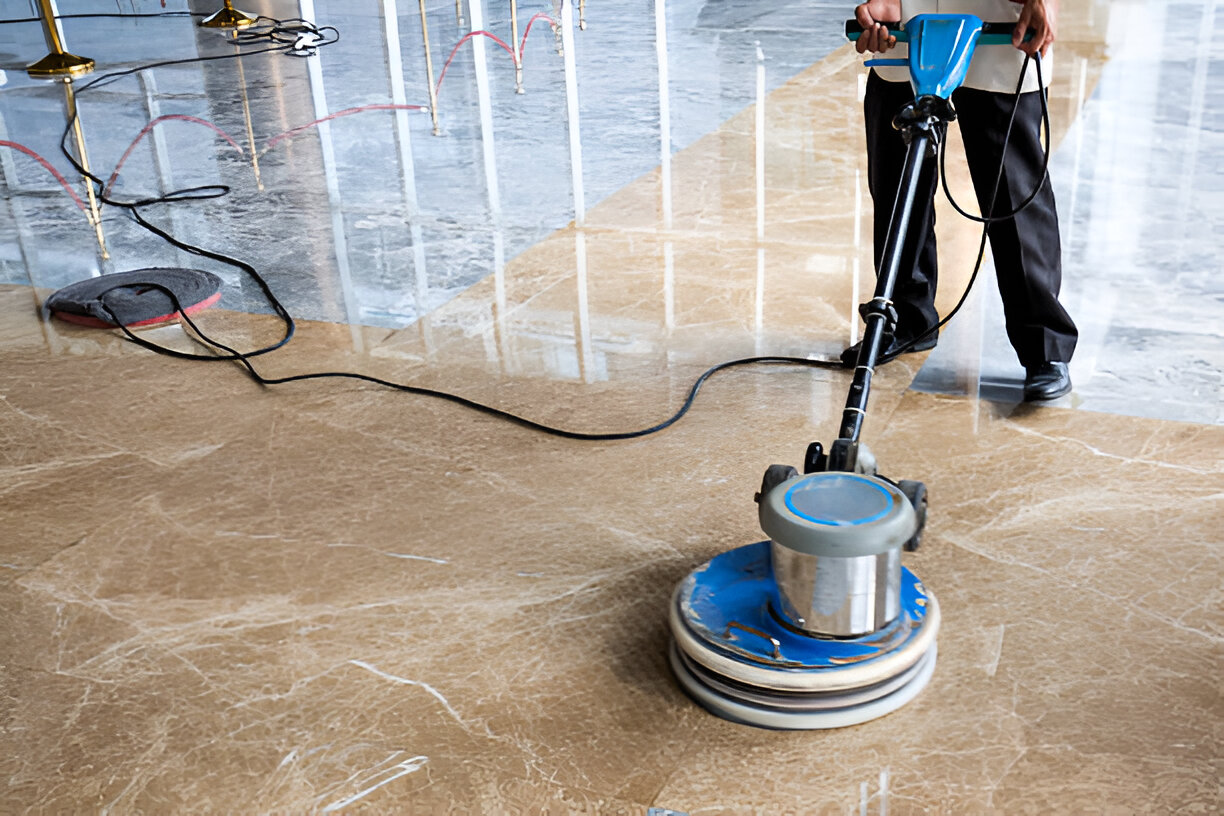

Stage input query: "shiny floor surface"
[{"left": 2, "top": 0, "right": 1221, "bottom": 813}]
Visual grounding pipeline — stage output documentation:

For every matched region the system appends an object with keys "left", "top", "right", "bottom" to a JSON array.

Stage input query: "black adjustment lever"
[{"left": 803, "top": 442, "right": 827, "bottom": 474}]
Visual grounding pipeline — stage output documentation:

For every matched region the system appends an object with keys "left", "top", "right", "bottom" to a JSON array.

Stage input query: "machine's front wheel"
[
  {"left": 756, "top": 464, "right": 799, "bottom": 502},
  {"left": 898, "top": 480, "right": 928, "bottom": 551}
]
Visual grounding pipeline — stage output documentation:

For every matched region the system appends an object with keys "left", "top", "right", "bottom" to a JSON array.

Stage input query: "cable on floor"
[{"left": 43, "top": 15, "right": 1052, "bottom": 442}]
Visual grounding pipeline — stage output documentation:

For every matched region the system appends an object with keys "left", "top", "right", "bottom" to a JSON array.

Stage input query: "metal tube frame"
[{"left": 827, "top": 106, "right": 945, "bottom": 472}]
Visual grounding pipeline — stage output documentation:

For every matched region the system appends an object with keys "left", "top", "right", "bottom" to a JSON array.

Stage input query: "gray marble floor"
[
  {"left": 0, "top": 0, "right": 849, "bottom": 326},
  {"left": 1, "top": 0, "right": 1220, "bottom": 428}
]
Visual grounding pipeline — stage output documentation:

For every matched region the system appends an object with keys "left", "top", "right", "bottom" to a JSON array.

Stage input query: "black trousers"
[{"left": 864, "top": 70, "right": 1077, "bottom": 368}]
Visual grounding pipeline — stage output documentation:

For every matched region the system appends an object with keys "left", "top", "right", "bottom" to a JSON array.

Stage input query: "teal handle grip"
[{"left": 845, "top": 20, "right": 1032, "bottom": 45}]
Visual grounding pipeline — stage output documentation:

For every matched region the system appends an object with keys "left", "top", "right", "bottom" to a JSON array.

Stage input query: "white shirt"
[{"left": 869, "top": 0, "right": 1052, "bottom": 93}]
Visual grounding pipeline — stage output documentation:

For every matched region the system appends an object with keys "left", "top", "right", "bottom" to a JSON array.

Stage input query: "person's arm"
[
  {"left": 1013, "top": 0, "right": 1058, "bottom": 57},
  {"left": 854, "top": 0, "right": 902, "bottom": 54}
]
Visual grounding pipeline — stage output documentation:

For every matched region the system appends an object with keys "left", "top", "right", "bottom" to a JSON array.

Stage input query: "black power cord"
[
  {"left": 48, "top": 14, "right": 841, "bottom": 441},
  {"left": 53, "top": 17, "right": 345, "bottom": 363},
  {"left": 99, "top": 281, "right": 842, "bottom": 441},
  {"left": 0, "top": 12, "right": 205, "bottom": 25},
  {"left": 46, "top": 17, "right": 1049, "bottom": 441}
]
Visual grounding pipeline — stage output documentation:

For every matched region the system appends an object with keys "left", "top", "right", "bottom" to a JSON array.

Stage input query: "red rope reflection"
[
  {"left": 261, "top": 103, "right": 427, "bottom": 154},
  {"left": 105, "top": 114, "right": 243, "bottom": 195},
  {"left": 0, "top": 140, "right": 89, "bottom": 212}
]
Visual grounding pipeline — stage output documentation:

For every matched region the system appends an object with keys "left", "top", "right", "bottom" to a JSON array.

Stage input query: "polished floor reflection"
[{"left": 1, "top": 0, "right": 1221, "bottom": 813}]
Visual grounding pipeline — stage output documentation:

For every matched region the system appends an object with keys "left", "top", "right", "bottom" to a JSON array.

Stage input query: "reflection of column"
[
  {"left": 468, "top": 0, "right": 511, "bottom": 370},
  {"left": 1174, "top": 0, "right": 1213, "bottom": 269},
  {"left": 62, "top": 82, "right": 108, "bottom": 262},
  {"left": 0, "top": 114, "right": 41, "bottom": 289},
  {"left": 300, "top": 0, "right": 363, "bottom": 349},
  {"left": 560, "top": 0, "right": 584, "bottom": 225},
  {"left": 382, "top": 0, "right": 432, "bottom": 345},
  {"left": 510, "top": 0, "right": 524, "bottom": 93},
  {"left": 663, "top": 240, "right": 674, "bottom": 330},
  {"left": 574, "top": 230, "right": 596, "bottom": 382},
  {"left": 138, "top": 72, "right": 190, "bottom": 267},
  {"left": 655, "top": 0, "right": 671, "bottom": 230},
  {"left": 754, "top": 43, "right": 765, "bottom": 243},
  {"left": 233, "top": 52, "right": 264, "bottom": 190},
  {"left": 1064, "top": 57, "right": 1087, "bottom": 254},
  {"left": 753, "top": 43, "right": 765, "bottom": 349},
  {"left": 656, "top": 0, "right": 673, "bottom": 332},
  {"left": 851, "top": 74, "right": 865, "bottom": 348},
  {"left": 851, "top": 167, "right": 862, "bottom": 347},
  {"left": 468, "top": 0, "right": 501, "bottom": 218},
  {"left": 418, "top": 0, "right": 442, "bottom": 135}
]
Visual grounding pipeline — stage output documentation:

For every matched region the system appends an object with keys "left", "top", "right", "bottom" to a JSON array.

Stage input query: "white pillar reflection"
[
  {"left": 468, "top": 0, "right": 501, "bottom": 216},
  {"left": 663, "top": 240, "right": 674, "bottom": 331},
  {"left": 561, "top": 0, "right": 585, "bottom": 225},
  {"left": 655, "top": 0, "right": 672, "bottom": 229},
  {"left": 137, "top": 72, "right": 191, "bottom": 269},
  {"left": 852, "top": 167, "right": 861, "bottom": 346},
  {"left": 1064, "top": 56, "right": 1087, "bottom": 255},
  {"left": 300, "top": 0, "right": 363, "bottom": 350},
  {"left": 753, "top": 43, "right": 765, "bottom": 349},
  {"left": 468, "top": 0, "right": 511, "bottom": 370},
  {"left": 381, "top": 0, "right": 432, "bottom": 341},
  {"left": 754, "top": 42, "right": 765, "bottom": 243},
  {"left": 656, "top": 0, "right": 674, "bottom": 331},
  {"left": 0, "top": 111, "right": 39, "bottom": 287},
  {"left": 1174, "top": 0, "right": 1213, "bottom": 269},
  {"left": 1, "top": 108, "right": 69, "bottom": 354},
  {"left": 574, "top": 230, "right": 596, "bottom": 382},
  {"left": 755, "top": 247, "right": 765, "bottom": 354},
  {"left": 852, "top": 72, "right": 867, "bottom": 347}
]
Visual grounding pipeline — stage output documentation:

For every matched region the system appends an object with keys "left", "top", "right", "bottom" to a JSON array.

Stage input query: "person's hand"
[
  {"left": 854, "top": 0, "right": 901, "bottom": 54},
  {"left": 1014, "top": 0, "right": 1058, "bottom": 57}
]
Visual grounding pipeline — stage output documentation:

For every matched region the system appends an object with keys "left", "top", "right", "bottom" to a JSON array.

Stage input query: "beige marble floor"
[{"left": 2, "top": 2, "right": 1221, "bottom": 814}]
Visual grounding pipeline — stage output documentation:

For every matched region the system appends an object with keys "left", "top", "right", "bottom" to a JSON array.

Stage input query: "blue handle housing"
[
  {"left": 907, "top": 14, "right": 984, "bottom": 98},
  {"left": 849, "top": 13, "right": 1001, "bottom": 100}
]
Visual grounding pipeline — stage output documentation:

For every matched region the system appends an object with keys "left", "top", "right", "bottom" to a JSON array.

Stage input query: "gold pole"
[
  {"left": 418, "top": 0, "right": 442, "bottom": 135},
  {"left": 455, "top": 0, "right": 465, "bottom": 27},
  {"left": 579, "top": 0, "right": 586, "bottom": 31},
  {"left": 510, "top": 0, "right": 523, "bottom": 93},
  {"left": 26, "top": 0, "right": 94, "bottom": 79},
  {"left": 62, "top": 82, "right": 109, "bottom": 260},
  {"left": 234, "top": 49, "right": 264, "bottom": 190},
  {"left": 200, "top": 0, "right": 256, "bottom": 29}
]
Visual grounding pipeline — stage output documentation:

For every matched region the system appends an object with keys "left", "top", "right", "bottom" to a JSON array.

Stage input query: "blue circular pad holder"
[{"left": 668, "top": 541, "right": 939, "bottom": 729}]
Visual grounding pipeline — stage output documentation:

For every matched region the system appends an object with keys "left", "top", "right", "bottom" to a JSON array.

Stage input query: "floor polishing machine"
[{"left": 668, "top": 15, "right": 1031, "bottom": 729}]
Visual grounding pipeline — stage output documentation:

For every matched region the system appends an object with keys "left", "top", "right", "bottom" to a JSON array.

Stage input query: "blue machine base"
[{"left": 668, "top": 541, "right": 940, "bottom": 728}]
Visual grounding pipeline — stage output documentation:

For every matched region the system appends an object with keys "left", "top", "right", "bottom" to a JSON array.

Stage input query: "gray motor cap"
[{"left": 759, "top": 472, "right": 917, "bottom": 558}]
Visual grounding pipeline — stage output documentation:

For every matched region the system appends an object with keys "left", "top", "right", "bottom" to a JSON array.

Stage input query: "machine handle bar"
[{"left": 845, "top": 19, "right": 1033, "bottom": 45}]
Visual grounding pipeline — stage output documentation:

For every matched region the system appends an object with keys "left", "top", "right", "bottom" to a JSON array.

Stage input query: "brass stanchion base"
[
  {"left": 27, "top": 52, "right": 94, "bottom": 79},
  {"left": 199, "top": 7, "right": 256, "bottom": 28}
]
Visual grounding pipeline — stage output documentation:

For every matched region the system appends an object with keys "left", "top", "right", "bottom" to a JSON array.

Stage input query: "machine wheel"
[
  {"left": 898, "top": 480, "right": 927, "bottom": 551},
  {"left": 756, "top": 464, "right": 799, "bottom": 502}
]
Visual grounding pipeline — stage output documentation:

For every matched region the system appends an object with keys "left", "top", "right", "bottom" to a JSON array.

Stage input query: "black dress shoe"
[
  {"left": 840, "top": 332, "right": 937, "bottom": 368},
  {"left": 1023, "top": 361, "right": 1072, "bottom": 401}
]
